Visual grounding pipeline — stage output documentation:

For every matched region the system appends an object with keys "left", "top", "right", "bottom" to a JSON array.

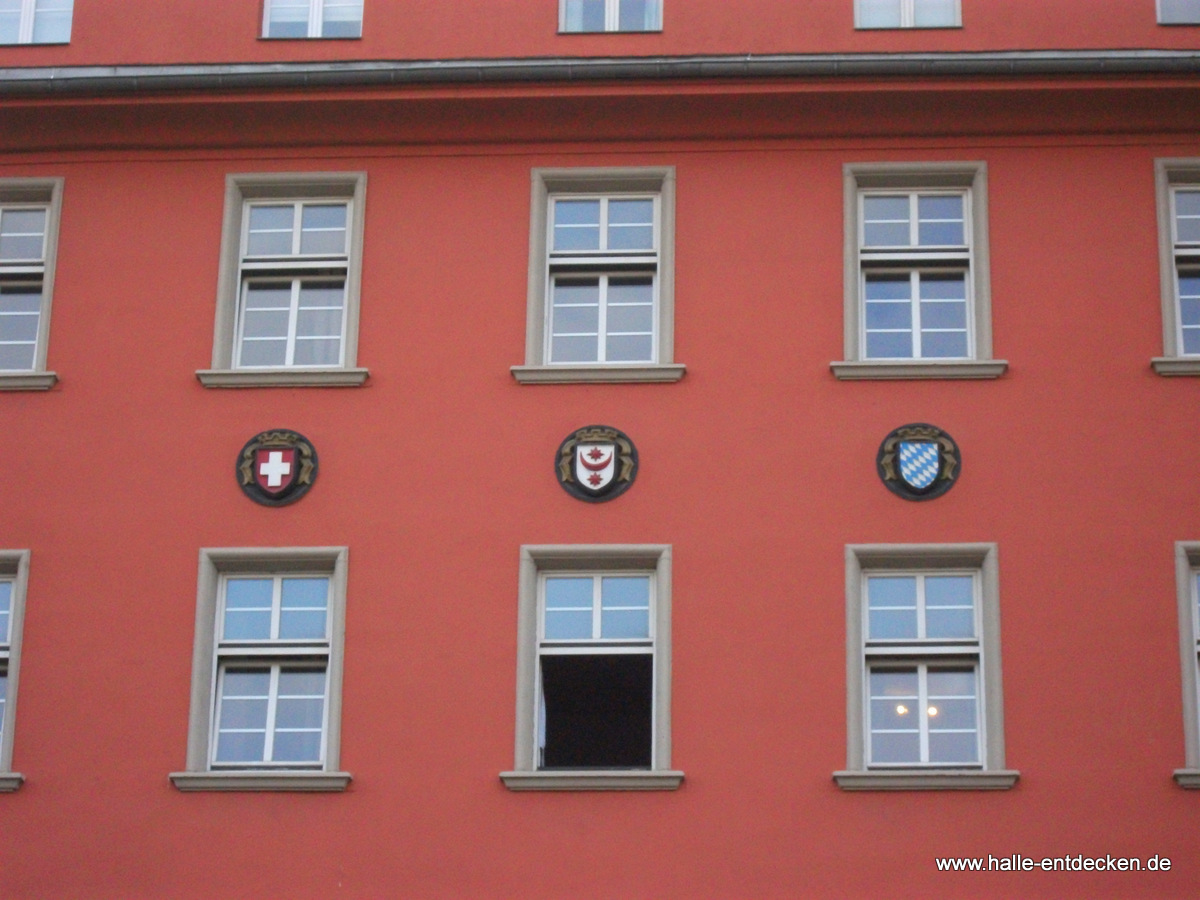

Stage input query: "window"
[
  {"left": 1153, "top": 161, "right": 1200, "bottom": 375},
  {"left": 0, "top": 551, "right": 29, "bottom": 792},
  {"left": 0, "top": 179, "right": 62, "bottom": 391},
  {"left": 263, "top": 0, "right": 362, "bottom": 38},
  {"left": 500, "top": 545, "right": 682, "bottom": 790},
  {"left": 1174, "top": 543, "right": 1200, "bottom": 787},
  {"left": 169, "top": 548, "right": 350, "bottom": 791},
  {"left": 855, "top": 0, "right": 959, "bottom": 28},
  {"left": 0, "top": 0, "right": 72, "bottom": 44},
  {"left": 1160, "top": 0, "right": 1200, "bottom": 24},
  {"left": 833, "top": 163, "right": 1005, "bottom": 380},
  {"left": 835, "top": 544, "right": 1017, "bottom": 790},
  {"left": 512, "top": 168, "right": 683, "bottom": 384},
  {"left": 560, "top": 0, "right": 661, "bottom": 32},
  {"left": 197, "top": 173, "right": 368, "bottom": 388}
]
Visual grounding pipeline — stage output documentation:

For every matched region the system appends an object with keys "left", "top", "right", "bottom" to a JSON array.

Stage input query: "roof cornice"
[{"left": 0, "top": 49, "right": 1198, "bottom": 96}]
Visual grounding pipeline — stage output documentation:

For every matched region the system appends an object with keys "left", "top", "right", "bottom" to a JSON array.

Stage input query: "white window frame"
[
  {"left": 854, "top": 0, "right": 961, "bottom": 29},
  {"left": 833, "top": 163, "right": 1005, "bottom": 381},
  {"left": 0, "top": 179, "right": 62, "bottom": 391},
  {"left": 1153, "top": 161, "right": 1200, "bottom": 375},
  {"left": 1174, "top": 543, "right": 1200, "bottom": 787},
  {"left": 197, "top": 173, "right": 368, "bottom": 388},
  {"left": 500, "top": 545, "right": 682, "bottom": 791},
  {"left": 558, "top": 0, "right": 662, "bottom": 33},
  {"left": 512, "top": 168, "right": 684, "bottom": 384},
  {"left": 835, "top": 544, "right": 1018, "bottom": 791},
  {"left": 169, "top": 548, "right": 351, "bottom": 792},
  {"left": 1159, "top": 0, "right": 1200, "bottom": 25},
  {"left": 0, "top": 551, "right": 29, "bottom": 792},
  {"left": 262, "top": 0, "right": 363, "bottom": 39},
  {"left": 0, "top": 0, "right": 73, "bottom": 45}
]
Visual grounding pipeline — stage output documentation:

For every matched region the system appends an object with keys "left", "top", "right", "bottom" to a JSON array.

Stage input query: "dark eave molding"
[{"left": 0, "top": 49, "right": 1199, "bottom": 97}]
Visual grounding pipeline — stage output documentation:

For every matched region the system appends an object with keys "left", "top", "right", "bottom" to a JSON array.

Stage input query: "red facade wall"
[
  {"left": 0, "top": 1, "right": 1199, "bottom": 897},
  {"left": 0, "top": 128, "right": 1198, "bottom": 896}
]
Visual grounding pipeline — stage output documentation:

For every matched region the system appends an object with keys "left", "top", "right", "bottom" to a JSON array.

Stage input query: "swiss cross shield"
[
  {"left": 254, "top": 448, "right": 298, "bottom": 495},
  {"left": 238, "top": 430, "right": 318, "bottom": 507},
  {"left": 556, "top": 426, "right": 638, "bottom": 503},
  {"left": 877, "top": 424, "right": 960, "bottom": 501}
]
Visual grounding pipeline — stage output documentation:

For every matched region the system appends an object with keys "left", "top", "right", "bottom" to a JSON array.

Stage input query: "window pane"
[
  {"left": 32, "top": 0, "right": 72, "bottom": 42},
  {"left": 0, "top": 0, "right": 18, "bottom": 44},
  {"left": 858, "top": 0, "right": 902, "bottom": 27},
  {"left": 864, "top": 299, "right": 912, "bottom": 331},
  {"left": 0, "top": 209, "right": 46, "bottom": 260},
  {"left": 293, "top": 338, "right": 342, "bottom": 366},
  {"left": 299, "top": 204, "right": 348, "bottom": 254},
  {"left": 214, "top": 730, "right": 267, "bottom": 762},
  {"left": 246, "top": 205, "right": 296, "bottom": 255},
  {"left": 223, "top": 579, "right": 273, "bottom": 640},
  {"left": 606, "top": 199, "right": 654, "bottom": 250},
  {"left": 279, "top": 578, "right": 329, "bottom": 640},
  {"left": 544, "top": 577, "right": 594, "bottom": 640},
  {"left": 927, "top": 668, "right": 978, "bottom": 763},
  {"left": 864, "top": 275, "right": 912, "bottom": 302},
  {"left": 865, "top": 331, "right": 913, "bottom": 359},
  {"left": 913, "top": 0, "right": 958, "bottom": 27},
  {"left": 321, "top": 0, "right": 362, "bottom": 37},
  {"left": 1177, "top": 191, "right": 1200, "bottom": 243},
  {"left": 540, "top": 654, "right": 652, "bottom": 768},
  {"left": 297, "top": 308, "right": 344, "bottom": 339},
  {"left": 1161, "top": 0, "right": 1200, "bottom": 24},
  {"left": 553, "top": 200, "right": 601, "bottom": 251},
  {"left": 618, "top": 0, "right": 659, "bottom": 29},
  {"left": 917, "top": 194, "right": 964, "bottom": 245},
  {"left": 920, "top": 299, "right": 967, "bottom": 329},
  {"left": 606, "top": 301, "right": 654, "bottom": 334},
  {"left": 863, "top": 195, "right": 910, "bottom": 245},
  {"left": 0, "top": 309, "right": 39, "bottom": 343},
  {"left": 551, "top": 335, "right": 599, "bottom": 363},
  {"left": 921, "top": 330, "right": 968, "bottom": 358},
  {"left": 923, "top": 576, "right": 975, "bottom": 638},
  {"left": 600, "top": 576, "right": 650, "bottom": 638},
  {"left": 0, "top": 581, "right": 10, "bottom": 642},
  {"left": 267, "top": 0, "right": 310, "bottom": 37},
  {"left": 869, "top": 669, "right": 920, "bottom": 763},
  {"left": 552, "top": 304, "right": 599, "bottom": 334},
  {"left": 606, "top": 334, "right": 654, "bottom": 362},
  {"left": 0, "top": 343, "right": 34, "bottom": 370},
  {"left": 563, "top": 0, "right": 605, "bottom": 31},
  {"left": 867, "top": 576, "right": 918, "bottom": 639}
]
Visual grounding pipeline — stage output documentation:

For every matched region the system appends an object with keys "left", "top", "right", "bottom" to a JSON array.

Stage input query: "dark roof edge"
[{"left": 1, "top": 50, "right": 1198, "bottom": 96}]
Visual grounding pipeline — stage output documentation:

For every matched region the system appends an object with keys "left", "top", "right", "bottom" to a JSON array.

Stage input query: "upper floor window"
[
  {"left": 1160, "top": 0, "right": 1200, "bottom": 24},
  {"left": 263, "top": 0, "right": 363, "bottom": 39},
  {"left": 1174, "top": 543, "right": 1200, "bottom": 788},
  {"left": 512, "top": 168, "right": 683, "bottom": 384},
  {"left": 0, "top": 0, "right": 72, "bottom": 44},
  {"left": 0, "top": 179, "right": 63, "bottom": 391},
  {"left": 856, "top": 0, "right": 959, "bottom": 28},
  {"left": 560, "top": 0, "right": 661, "bottom": 32},
  {"left": 197, "top": 173, "right": 368, "bottom": 389},
  {"left": 833, "top": 163, "right": 1005, "bottom": 381},
  {"left": 1153, "top": 161, "right": 1200, "bottom": 376}
]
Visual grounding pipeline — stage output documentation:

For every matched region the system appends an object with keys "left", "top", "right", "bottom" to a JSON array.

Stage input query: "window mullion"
[
  {"left": 909, "top": 270, "right": 922, "bottom": 357},
  {"left": 263, "top": 666, "right": 280, "bottom": 762},
  {"left": 606, "top": 0, "right": 618, "bottom": 30},
  {"left": 284, "top": 280, "right": 302, "bottom": 366},
  {"left": 592, "top": 576, "right": 602, "bottom": 639},
  {"left": 270, "top": 577, "right": 283, "bottom": 639},
  {"left": 308, "top": 0, "right": 322, "bottom": 37},
  {"left": 917, "top": 665, "right": 930, "bottom": 763},
  {"left": 597, "top": 277, "right": 610, "bottom": 363},
  {"left": 18, "top": 0, "right": 34, "bottom": 44}
]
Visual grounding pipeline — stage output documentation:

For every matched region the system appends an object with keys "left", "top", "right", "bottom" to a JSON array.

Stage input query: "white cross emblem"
[{"left": 258, "top": 451, "right": 292, "bottom": 487}]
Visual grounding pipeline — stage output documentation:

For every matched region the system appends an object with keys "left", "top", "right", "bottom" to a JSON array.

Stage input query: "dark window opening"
[{"left": 540, "top": 653, "right": 652, "bottom": 769}]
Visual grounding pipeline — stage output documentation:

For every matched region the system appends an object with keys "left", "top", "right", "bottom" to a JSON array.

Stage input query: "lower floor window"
[
  {"left": 237, "top": 278, "right": 346, "bottom": 368},
  {"left": 213, "top": 665, "right": 327, "bottom": 766},
  {"left": 869, "top": 665, "right": 979, "bottom": 766}
]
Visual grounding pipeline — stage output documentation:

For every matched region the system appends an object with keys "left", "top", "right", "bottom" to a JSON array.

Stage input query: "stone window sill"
[
  {"left": 833, "top": 769, "right": 1019, "bottom": 791},
  {"left": 499, "top": 770, "right": 684, "bottom": 791},
  {"left": 169, "top": 770, "right": 352, "bottom": 792}
]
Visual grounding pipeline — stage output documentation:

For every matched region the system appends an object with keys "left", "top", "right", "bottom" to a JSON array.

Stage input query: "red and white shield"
[
  {"left": 254, "top": 448, "right": 297, "bottom": 495},
  {"left": 575, "top": 442, "right": 616, "bottom": 493}
]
